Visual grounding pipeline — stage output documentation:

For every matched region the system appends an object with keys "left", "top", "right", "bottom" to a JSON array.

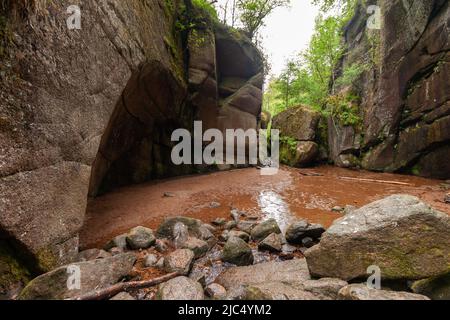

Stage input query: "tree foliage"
[{"left": 263, "top": 0, "right": 358, "bottom": 116}]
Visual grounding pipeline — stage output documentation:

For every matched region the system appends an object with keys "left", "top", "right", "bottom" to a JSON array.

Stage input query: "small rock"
[
  {"left": 220, "top": 230, "right": 230, "bottom": 242},
  {"left": 189, "top": 270, "right": 207, "bottom": 288},
  {"left": 445, "top": 193, "right": 450, "bottom": 204},
  {"left": 338, "top": 284, "right": 430, "bottom": 300},
  {"left": 212, "top": 218, "right": 227, "bottom": 226},
  {"left": 164, "top": 192, "right": 176, "bottom": 198},
  {"left": 304, "top": 223, "right": 326, "bottom": 240},
  {"left": 104, "top": 234, "right": 128, "bottom": 251},
  {"left": 246, "top": 215, "right": 260, "bottom": 221},
  {"left": 210, "top": 202, "right": 221, "bottom": 209},
  {"left": 258, "top": 233, "right": 282, "bottom": 252},
  {"left": 164, "top": 249, "right": 195, "bottom": 275},
  {"left": 77, "top": 249, "right": 111, "bottom": 262},
  {"left": 228, "top": 230, "right": 250, "bottom": 242},
  {"left": 285, "top": 220, "right": 309, "bottom": 244},
  {"left": 156, "top": 216, "right": 204, "bottom": 240},
  {"left": 110, "top": 292, "right": 136, "bottom": 300},
  {"left": 126, "top": 226, "right": 156, "bottom": 250},
  {"left": 157, "top": 276, "right": 204, "bottom": 300},
  {"left": 202, "top": 224, "right": 217, "bottom": 233},
  {"left": 224, "top": 221, "right": 237, "bottom": 230},
  {"left": 109, "top": 247, "right": 124, "bottom": 256},
  {"left": 144, "top": 254, "right": 159, "bottom": 267},
  {"left": 332, "top": 206, "right": 344, "bottom": 212},
  {"left": 181, "top": 237, "right": 209, "bottom": 258},
  {"left": 230, "top": 209, "right": 241, "bottom": 222},
  {"left": 173, "top": 222, "right": 190, "bottom": 249},
  {"left": 205, "top": 283, "right": 227, "bottom": 300},
  {"left": 155, "top": 239, "right": 169, "bottom": 253},
  {"left": 237, "top": 221, "right": 257, "bottom": 234},
  {"left": 222, "top": 236, "right": 254, "bottom": 266},
  {"left": 343, "top": 205, "right": 357, "bottom": 215},
  {"left": 302, "top": 237, "right": 315, "bottom": 248},
  {"left": 155, "top": 257, "right": 165, "bottom": 270},
  {"left": 251, "top": 219, "right": 281, "bottom": 241}
]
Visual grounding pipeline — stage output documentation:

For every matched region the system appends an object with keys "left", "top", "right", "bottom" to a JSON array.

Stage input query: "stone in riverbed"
[
  {"left": 445, "top": 193, "right": 450, "bottom": 204},
  {"left": 222, "top": 236, "right": 254, "bottom": 266},
  {"left": 18, "top": 253, "right": 136, "bottom": 300},
  {"left": 304, "top": 223, "right": 325, "bottom": 239},
  {"left": 224, "top": 221, "right": 237, "bottom": 230},
  {"left": 144, "top": 254, "right": 159, "bottom": 267},
  {"left": 157, "top": 217, "right": 204, "bottom": 239},
  {"left": 76, "top": 249, "right": 111, "bottom": 262},
  {"left": 237, "top": 221, "right": 257, "bottom": 234},
  {"left": 181, "top": 237, "right": 209, "bottom": 258},
  {"left": 251, "top": 219, "right": 281, "bottom": 241},
  {"left": 157, "top": 276, "right": 204, "bottom": 300},
  {"left": 302, "top": 237, "right": 315, "bottom": 248},
  {"left": 126, "top": 226, "right": 156, "bottom": 250},
  {"left": 285, "top": 220, "right": 309, "bottom": 244},
  {"left": 338, "top": 284, "right": 430, "bottom": 300},
  {"left": 212, "top": 218, "right": 227, "bottom": 226},
  {"left": 155, "top": 239, "right": 169, "bottom": 253},
  {"left": 305, "top": 195, "right": 450, "bottom": 281},
  {"left": 258, "top": 233, "right": 282, "bottom": 253},
  {"left": 104, "top": 234, "right": 128, "bottom": 251},
  {"left": 228, "top": 230, "right": 250, "bottom": 242},
  {"left": 205, "top": 283, "right": 227, "bottom": 300},
  {"left": 164, "top": 249, "right": 195, "bottom": 275}
]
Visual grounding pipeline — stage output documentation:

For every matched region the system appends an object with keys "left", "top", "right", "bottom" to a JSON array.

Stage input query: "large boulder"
[
  {"left": 280, "top": 141, "right": 320, "bottom": 168},
  {"left": 157, "top": 276, "right": 204, "bottom": 300},
  {"left": 272, "top": 106, "right": 321, "bottom": 141},
  {"left": 338, "top": 284, "right": 430, "bottom": 300},
  {"left": 18, "top": 253, "right": 136, "bottom": 300},
  {"left": 305, "top": 195, "right": 450, "bottom": 281}
]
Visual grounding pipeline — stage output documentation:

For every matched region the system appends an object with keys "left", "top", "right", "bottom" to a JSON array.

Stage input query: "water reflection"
[{"left": 257, "top": 190, "right": 295, "bottom": 233}]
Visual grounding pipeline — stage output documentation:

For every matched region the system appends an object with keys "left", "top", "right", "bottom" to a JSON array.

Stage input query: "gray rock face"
[
  {"left": 181, "top": 237, "right": 209, "bottom": 258},
  {"left": 272, "top": 106, "right": 321, "bottom": 141},
  {"left": 18, "top": 253, "right": 136, "bottom": 300},
  {"left": 305, "top": 195, "right": 450, "bottom": 281},
  {"left": 216, "top": 259, "right": 345, "bottom": 300},
  {"left": 237, "top": 221, "right": 257, "bottom": 234},
  {"left": 222, "top": 237, "right": 254, "bottom": 266},
  {"left": 338, "top": 284, "right": 430, "bottom": 300},
  {"left": 126, "top": 226, "right": 156, "bottom": 250},
  {"left": 251, "top": 219, "right": 281, "bottom": 241},
  {"left": 157, "top": 276, "right": 204, "bottom": 300},
  {"left": 164, "top": 249, "right": 195, "bottom": 275},
  {"left": 216, "top": 259, "right": 312, "bottom": 290},
  {"left": 258, "top": 233, "right": 283, "bottom": 253}
]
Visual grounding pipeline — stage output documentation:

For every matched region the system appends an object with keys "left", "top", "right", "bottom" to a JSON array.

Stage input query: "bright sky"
[{"left": 215, "top": 0, "right": 320, "bottom": 77}]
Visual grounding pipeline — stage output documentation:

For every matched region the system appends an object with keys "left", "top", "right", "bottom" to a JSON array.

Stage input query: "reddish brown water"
[{"left": 80, "top": 166, "right": 449, "bottom": 249}]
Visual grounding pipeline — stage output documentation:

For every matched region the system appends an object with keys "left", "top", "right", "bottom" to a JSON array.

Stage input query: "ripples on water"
[{"left": 257, "top": 190, "right": 295, "bottom": 233}]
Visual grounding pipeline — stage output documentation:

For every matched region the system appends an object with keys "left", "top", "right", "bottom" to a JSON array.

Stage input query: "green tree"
[{"left": 237, "top": 0, "right": 291, "bottom": 39}]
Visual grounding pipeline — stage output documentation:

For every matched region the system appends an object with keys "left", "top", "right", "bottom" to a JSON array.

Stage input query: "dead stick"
[
  {"left": 70, "top": 272, "right": 180, "bottom": 301},
  {"left": 338, "top": 176, "right": 413, "bottom": 186}
]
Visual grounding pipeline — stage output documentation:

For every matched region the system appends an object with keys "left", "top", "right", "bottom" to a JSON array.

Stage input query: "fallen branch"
[
  {"left": 338, "top": 176, "right": 413, "bottom": 186},
  {"left": 69, "top": 272, "right": 180, "bottom": 301}
]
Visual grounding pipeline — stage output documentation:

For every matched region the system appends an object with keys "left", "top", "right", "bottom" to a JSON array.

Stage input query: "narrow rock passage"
[{"left": 80, "top": 166, "right": 449, "bottom": 250}]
